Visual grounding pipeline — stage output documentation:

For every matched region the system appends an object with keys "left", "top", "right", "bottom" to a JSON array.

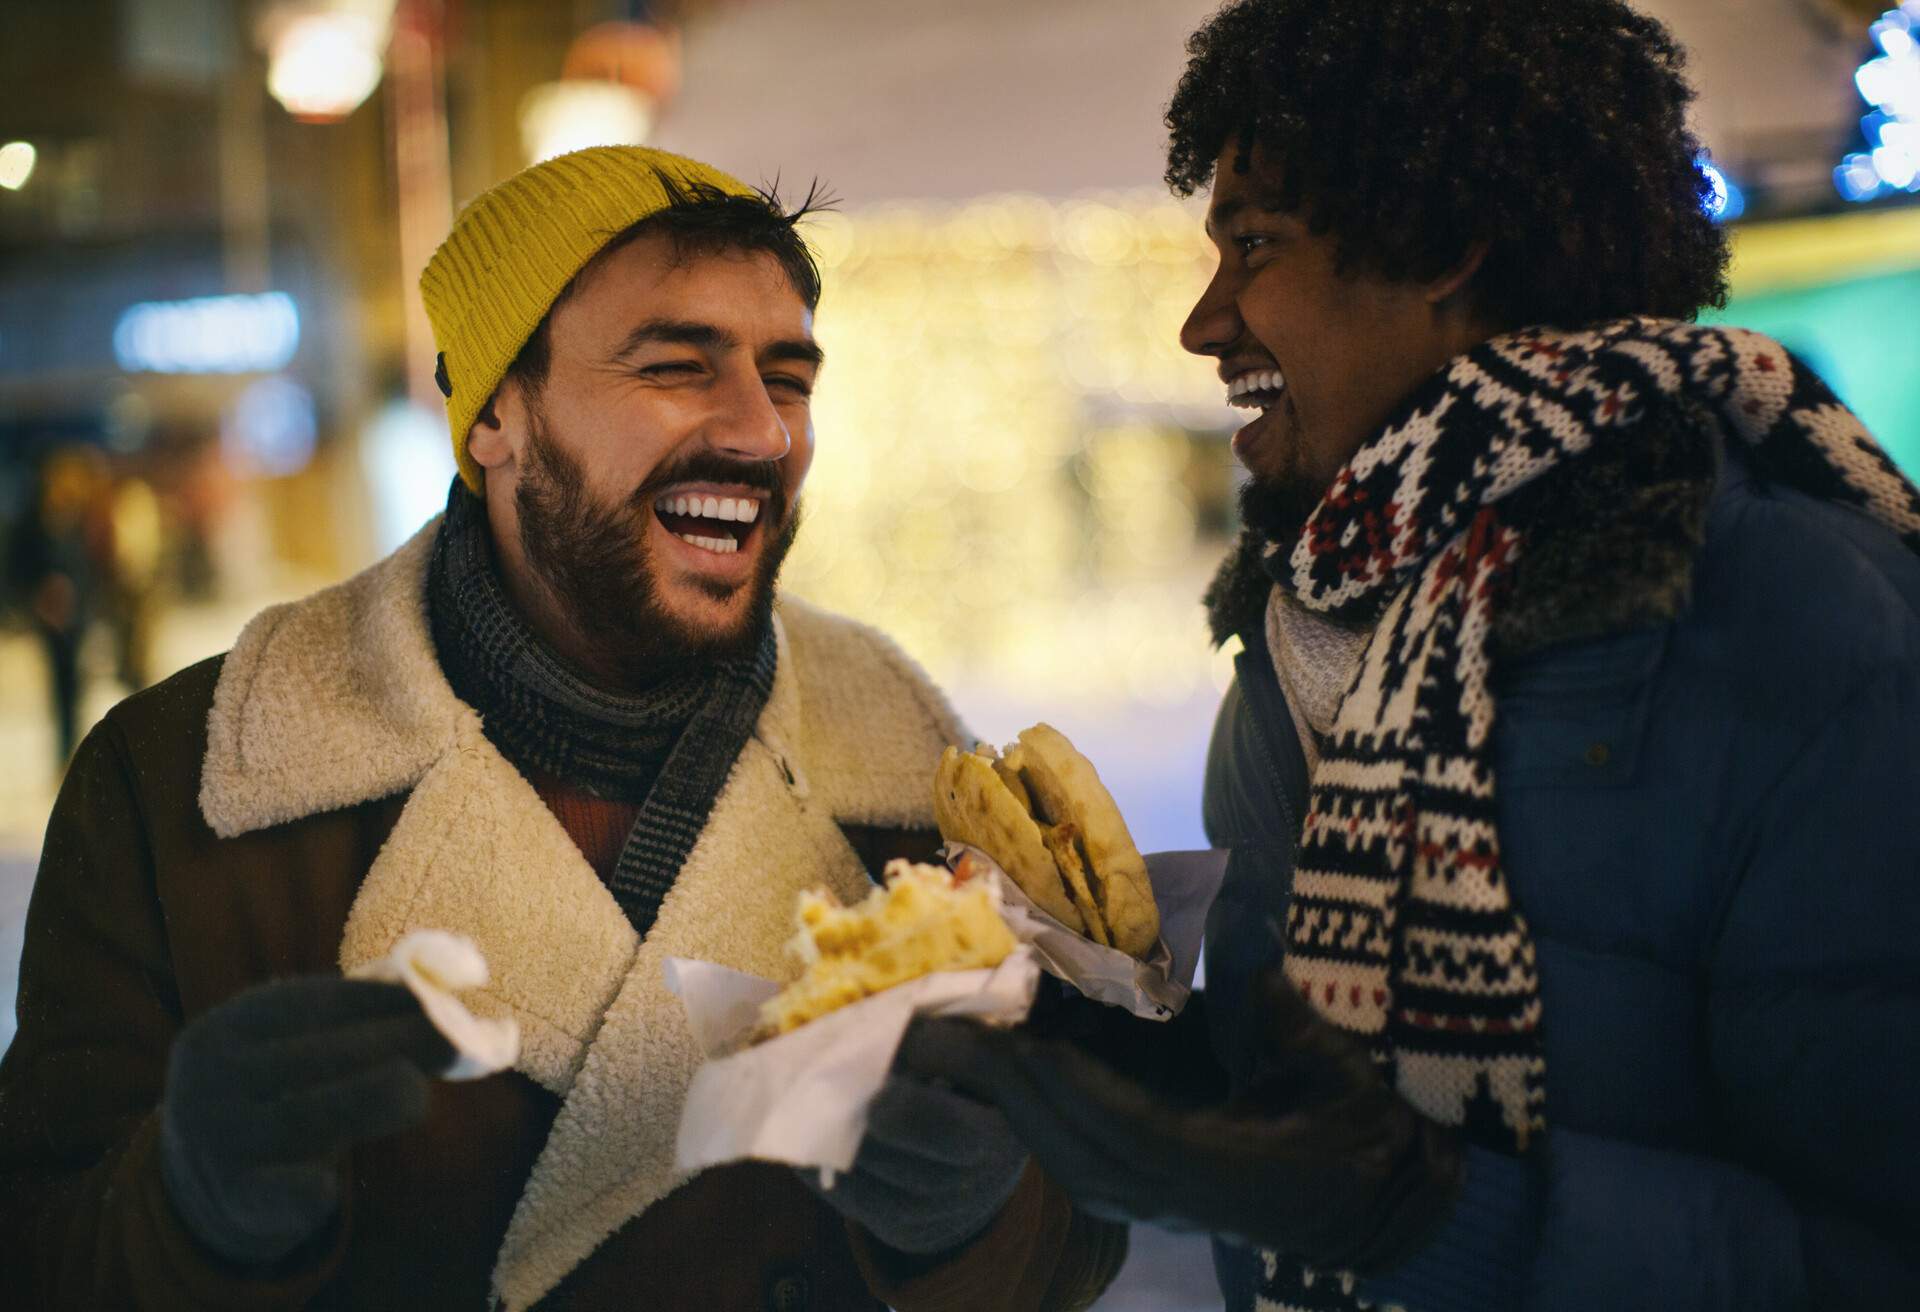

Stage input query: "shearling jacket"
[{"left": 0, "top": 524, "right": 1124, "bottom": 1311}]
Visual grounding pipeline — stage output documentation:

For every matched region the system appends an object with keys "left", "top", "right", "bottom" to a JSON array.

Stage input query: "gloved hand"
[
  {"left": 1023, "top": 975, "right": 1228, "bottom": 1106},
  {"left": 160, "top": 977, "right": 456, "bottom": 1266},
  {"left": 897, "top": 966, "right": 1463, "bottom": 1274},
  {"left": 802, "top": 1071, "right": 1029, "bottom": 1255}
]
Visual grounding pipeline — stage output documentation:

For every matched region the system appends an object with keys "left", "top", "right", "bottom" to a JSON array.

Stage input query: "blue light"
[
  {"left": 360, "top": 398, "right": 456, "bottom": 554},
  {"left": 1699, "top": 156, "right": 1745, "bottom": 221},
  {"left": 113, "top": 292, "right": 300, "bottom": 374},
  {"left": 223, "top": 376, "right": 317, "bottom": 477},
  {"left": 1836, "top": 153, "right": 1885, "bottom": 202},
  {"left": 1837, "top": 5, "right": 1920, "bottom": 201}
]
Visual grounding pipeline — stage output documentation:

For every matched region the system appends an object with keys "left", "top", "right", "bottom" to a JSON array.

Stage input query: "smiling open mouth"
[
  {"left": 1227, "top": 366, "right": 1287, "bottom": 413},
  {"left": 653, "top": 492, "right": 763, "bottom": 556}
]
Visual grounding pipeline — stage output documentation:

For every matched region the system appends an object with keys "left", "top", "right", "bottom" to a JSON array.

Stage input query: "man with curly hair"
[{"left": 901, "top": 2, "right": 1920, "bottom": 1308}]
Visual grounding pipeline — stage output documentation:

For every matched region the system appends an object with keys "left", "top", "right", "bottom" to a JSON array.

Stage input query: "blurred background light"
[
  {"left": 517, "top": 19, "right": 681, "bottom": 164},
  {"left": 113, "top": 292, "right": 301, "bottom": 375},
  {"left": 223, "top": 376, "right": 318, "bottom": 477},
  {"left": 1700, "top": 155, "right": 1746, "bottom": 220},
  {"left": 0, "top": 141, "right": 35, "bottom": 191},
  {"left": 519, "top": 80, "right": 654, "bottom": 163},
  {"left": 360, "top": 396, "right": 455, "bottom": 553},
  {"left": 262, "top": 2, "right": 396, "bottom": 122},
  {"left": 561, "top": 20, "right": 682, "bottom": 104},
  {"left": 1841, "top": 3, "right": 1920, "bottom": 199},
  {"left": 1876, "top": 140, "right": 1920, "bottom": 186},
  {"left": 777, "top": 191, "right": 1236, "bottom": 707},
  {"left": 1837, "top": 150, "right": 1886, "bottom": 199}
]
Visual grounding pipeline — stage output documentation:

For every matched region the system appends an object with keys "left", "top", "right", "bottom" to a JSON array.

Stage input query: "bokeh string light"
[
  {"left": 1836, "top": 2, "right": 1920, "bottom": 201},
  {"left": 787, "top": 194, "right": 1237, "bottom": 705}
]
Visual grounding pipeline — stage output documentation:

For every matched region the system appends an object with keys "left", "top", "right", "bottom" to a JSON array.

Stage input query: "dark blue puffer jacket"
[{"left": 1201, "top": 442, "right": 1920, "bottom": 1310}]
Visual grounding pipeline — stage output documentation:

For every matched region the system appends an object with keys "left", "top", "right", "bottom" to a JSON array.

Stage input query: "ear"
[
  {"left": 1424, "top": 240, "right": 1491, "bottom": 307},
  {"left": 465, "top": 378, "right": 529, "bottom": 474}
]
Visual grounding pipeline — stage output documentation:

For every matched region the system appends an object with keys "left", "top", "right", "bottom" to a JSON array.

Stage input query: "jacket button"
[
  {"left": 765, "top": 1270, "right": 811, "bottom": 1312},
  {"left": 1584, "top": 741, "right": 1612, "bottom": 767}
]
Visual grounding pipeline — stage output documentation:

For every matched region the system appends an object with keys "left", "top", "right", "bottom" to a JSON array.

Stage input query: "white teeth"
[
  {"left": 1226, "top": 367, "right": 1287, "bottom": 408},
  {"left": 654, "top": 490, "right": 766, "bottom": 528},
  {"left": 675, "top": 532, "right": 738, "bottom": 555}
]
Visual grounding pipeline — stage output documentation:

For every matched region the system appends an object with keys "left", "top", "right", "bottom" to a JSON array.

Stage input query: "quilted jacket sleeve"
[
  {"left": 0, "top": 715, "right": 345, "bottom": 1309},
  {"left": 1701, "top": 657, "right": 1920, "bottom": 1304},
  {"left": 1364, "top": 659, "right": 1920, "bottom": 1312}
]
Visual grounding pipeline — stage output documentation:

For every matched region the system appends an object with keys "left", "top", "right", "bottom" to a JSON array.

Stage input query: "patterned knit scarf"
[
  {"left": 428, "top": 481, "right": 777, "bottom": 936},
  {"left": 1246, "top": 318, "right": 1920, "bottom": 1311}
]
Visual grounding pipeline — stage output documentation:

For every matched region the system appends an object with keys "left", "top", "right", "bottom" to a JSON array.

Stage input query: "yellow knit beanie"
[{"left": 421, "top": 145, "right": 755, "bottom": 492}]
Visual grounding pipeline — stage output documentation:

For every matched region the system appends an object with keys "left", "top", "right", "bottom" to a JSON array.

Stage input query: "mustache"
[{"left": 629, "top": 452, "right": 788, "bottom": 520}]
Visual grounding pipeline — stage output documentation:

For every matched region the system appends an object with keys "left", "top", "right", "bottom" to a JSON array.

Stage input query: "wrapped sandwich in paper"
[
  {"left": 934, "top": 724, "right": 1160, "bottom": 957},
  {"left": 670, "top": 861, "right": 1040, "bottom": 1177},
  {"left": 933, "top": 723, "right": 1199, "bottom": 1016}
]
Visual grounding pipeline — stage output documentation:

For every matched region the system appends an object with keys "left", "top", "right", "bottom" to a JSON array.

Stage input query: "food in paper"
[
  {"left": 758, "top": 861, "right": 1018, "bottom": 1036},
  {"left": 933, "top": 724, "right": 1161, "bottom": 959}
]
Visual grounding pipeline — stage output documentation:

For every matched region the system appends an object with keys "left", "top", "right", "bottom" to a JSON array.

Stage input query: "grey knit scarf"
[{"left": 427, "top": 481, "right": 776, "bottom": 936}]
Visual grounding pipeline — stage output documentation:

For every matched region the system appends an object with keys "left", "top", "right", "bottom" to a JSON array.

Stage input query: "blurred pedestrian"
[
  {"left": 903, "top": 2, "right": 1920, "bottom": 1309},
  {"left": 4, "top": 445, "right": 109, "bottom": 766},
  {"left": 103, "top": 472, "right": 165, "bottom": 692}
]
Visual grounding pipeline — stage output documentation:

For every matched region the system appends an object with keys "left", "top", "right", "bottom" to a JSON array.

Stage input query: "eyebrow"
[
  {"left": 765, "top": 338, "right": 826, "bottom": 370},
  {"left": 1203, "top": 198, "right": 1246, "bottom": 240},
  {"left": 1204, "top": 192, "right": 1293, "bottom": 240},
  {"left": 615, "top": 317, "right": 824, "bottom": 369}
]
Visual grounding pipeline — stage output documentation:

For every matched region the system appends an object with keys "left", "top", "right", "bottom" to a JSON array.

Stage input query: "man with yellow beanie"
[{"left": 0, "top": 147, "right": 1124, "bottom": 1310}]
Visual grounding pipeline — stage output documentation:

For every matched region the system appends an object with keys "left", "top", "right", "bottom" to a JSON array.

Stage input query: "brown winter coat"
[{"left": 0, "top": 526, "right": 1125, "bottom": 1310}]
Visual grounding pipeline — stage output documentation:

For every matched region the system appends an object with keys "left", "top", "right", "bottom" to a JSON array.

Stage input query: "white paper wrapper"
[
  {"left": 666, "top": 948, "right": 1040, "bottom": 1176},
  {"left": 948, "top": 844, "right": 1225, "bottom": 1020},
  {"left": 349, "top": 929, "right": 521, "bottom": 1080}
]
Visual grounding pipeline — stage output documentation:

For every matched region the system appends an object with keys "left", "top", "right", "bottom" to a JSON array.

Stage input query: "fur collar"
[
  {"left": 1205, "top": 401, "right": 1720, "bottom": 660},
  {"left": 199, "top": 519, "right": 966, "bottom": 1308}
]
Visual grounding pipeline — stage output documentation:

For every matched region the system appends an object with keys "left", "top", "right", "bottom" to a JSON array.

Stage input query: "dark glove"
[
  {"left": 802, "top": 1072, "right": 1029, "bottom": 1255},
  {"left": 160, "top": 977, "right": 456, "bottom": 1266},
  {"left": 1024, "top": 975, "right": 1228, "bottom": 1106},
  {"left": 897, "top": 967, "right": 1463, "bottom": 1274}
]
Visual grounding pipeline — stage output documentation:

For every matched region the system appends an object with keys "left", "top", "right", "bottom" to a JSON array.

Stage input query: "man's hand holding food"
[
  {"left": 160, "top": 978, "right": 455, "bottom": 1266},
  {"left": 759, "top": 861, "right": 1035, "bottom": 1254},
  {"left": 752, "top": 723, "right": 1168, "bottom": 1257},
  {"left": 800, "top": 1064, "right": 1032, "bottom": 1255}
]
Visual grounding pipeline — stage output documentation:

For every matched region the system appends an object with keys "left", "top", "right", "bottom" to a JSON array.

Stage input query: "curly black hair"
[{"left": 1165, "top": 0, "right": 1731, "bottom": 329}]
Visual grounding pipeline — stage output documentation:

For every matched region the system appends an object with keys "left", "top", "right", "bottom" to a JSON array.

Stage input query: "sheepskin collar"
[
  {"left": 200, "top": 519, "right": 959, "bottom": 838},
  {"left": 198, "top": 518, "right": 966, "bottom": 1309}
]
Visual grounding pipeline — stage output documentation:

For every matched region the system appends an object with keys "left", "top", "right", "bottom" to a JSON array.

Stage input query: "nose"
[
  {"left": 713, "top": 369, "right": 792, "bottom": 463},
  {"left": 1180, "top": 263, "right": 1242, "bottom": 360}
]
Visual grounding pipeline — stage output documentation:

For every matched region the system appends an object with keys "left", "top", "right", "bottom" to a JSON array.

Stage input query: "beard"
[
  {"left": 1236, "top": 465, "right": 1326, "bottom": 557},
  {"left": 513, "top": 413, "right": 800, "bottom": 678}
]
